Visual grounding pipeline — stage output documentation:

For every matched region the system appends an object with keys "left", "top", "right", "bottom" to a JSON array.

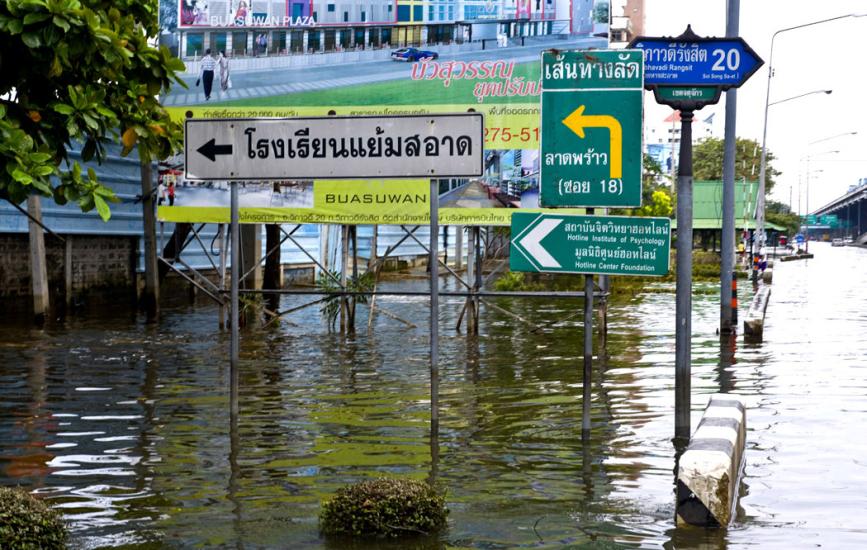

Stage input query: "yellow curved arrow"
[{"left": 562, "top": 105, "right": 622, "bottom": 179}]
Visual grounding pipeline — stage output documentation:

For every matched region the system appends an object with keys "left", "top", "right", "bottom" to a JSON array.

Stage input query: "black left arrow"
[{"left": 197, "top": 138, "right": 233, "bottom": 162}]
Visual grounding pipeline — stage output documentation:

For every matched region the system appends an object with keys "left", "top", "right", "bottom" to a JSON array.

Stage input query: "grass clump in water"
[
  {"left": 320, "top": 477, "right": 448, "bottom": 538},
  {"left": 0, "top": 487, "right": 67, "bottom": 550}
]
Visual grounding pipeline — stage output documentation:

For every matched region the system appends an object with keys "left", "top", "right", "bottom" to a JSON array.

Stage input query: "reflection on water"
[{"left": 1, "top": 244, "right": 867, "bottom": 548}]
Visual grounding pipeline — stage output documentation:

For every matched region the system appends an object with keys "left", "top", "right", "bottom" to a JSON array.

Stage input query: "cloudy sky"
[{"left": 642, "top": 0, "right": 867, "bottom": 213}]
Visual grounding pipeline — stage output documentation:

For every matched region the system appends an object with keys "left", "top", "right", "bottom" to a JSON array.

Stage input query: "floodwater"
[{"left": 1, "top": 243, "right": 866, "bottom": 549}]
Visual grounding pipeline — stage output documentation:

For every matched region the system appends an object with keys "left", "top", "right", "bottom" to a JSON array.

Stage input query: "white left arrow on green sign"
[{"left": 515, "top": 217, "right": 562, "bottom": 269}]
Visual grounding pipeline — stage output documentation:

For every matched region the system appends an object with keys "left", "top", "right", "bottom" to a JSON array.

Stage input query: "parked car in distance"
[
  {"left": 832, "top": 238, "right": 845, "bottom": 247},
  {"left": 391, "top": 47, "right": 439, "bottom": 61}
]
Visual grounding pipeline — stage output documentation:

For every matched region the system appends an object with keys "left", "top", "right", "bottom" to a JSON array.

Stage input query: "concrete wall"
[{"left": 0, "top": 233, "right": 136, "bottom": 302}]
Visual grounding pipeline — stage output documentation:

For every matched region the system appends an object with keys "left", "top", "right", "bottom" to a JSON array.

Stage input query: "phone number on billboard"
[{"left": 484, "top": 127, "right": 540, "bottom": 143}]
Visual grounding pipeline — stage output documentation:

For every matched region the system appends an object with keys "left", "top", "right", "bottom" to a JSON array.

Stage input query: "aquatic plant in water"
[
  {"left": 320, "top": 477, "right": 448, "bottom": 538},
  {"left": 0, "top": 487, "right": 67, "bottom": 549}
]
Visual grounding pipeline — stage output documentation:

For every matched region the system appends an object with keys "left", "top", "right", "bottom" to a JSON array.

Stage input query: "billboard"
[
  {"left": 155, "top": 179, "right": 586, "bottom": 225},
  {"left": 158, "top": 0, "right": 610, "bottom": 222},
  {"left": 179, "top": 0, "right": 313, "bottom": 28}
]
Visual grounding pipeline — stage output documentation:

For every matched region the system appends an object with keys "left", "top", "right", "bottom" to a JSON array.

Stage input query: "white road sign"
[{"left": 184, "top": 114, "right": 484, "bottom": 181}]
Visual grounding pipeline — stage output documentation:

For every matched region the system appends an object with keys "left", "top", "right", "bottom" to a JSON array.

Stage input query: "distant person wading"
[{"left": 197, "top": 49, "right": 217, "bottom": 101}]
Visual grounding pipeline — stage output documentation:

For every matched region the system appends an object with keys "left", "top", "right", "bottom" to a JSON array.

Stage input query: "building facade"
[{"left": 166, "top": 0, "right": 604, "bottom": 57}]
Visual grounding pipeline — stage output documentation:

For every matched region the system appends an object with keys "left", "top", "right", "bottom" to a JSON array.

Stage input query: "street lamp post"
[
  {"left": 769, "top": 89, "right": 832, "bottom": 107},
  {"left": 757, "top": 13, "right": 866, "bottom": 250},
  {"left": 800, "top": 131, "right": 857, "bottom": 249},
  {"left": 802, "top": 149, "right": 841, "bottom": 251}
]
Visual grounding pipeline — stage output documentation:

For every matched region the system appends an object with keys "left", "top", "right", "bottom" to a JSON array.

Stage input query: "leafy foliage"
[
  {"left": 693, "top": 137, "right": 780, "bottom": 193},
  {"left": 316, "top": 270, "right": 376, "bottom": 329},
  {"left": 0, "top": 487, "right": 67, "bottom": 549},
  {"left": 633, "top": 189, "right": 673, "bottom": 218},
  {"left": 0, "top": 0, "right": 186, "bottom": 219},
  {"left": 593, "top": 1, "right": 609, "bottom": 23},
  {"left": 320, "top": 478, "right": 448, "bottom": 538},
  {"left": 643, "top": 153, "right": 665, "bottom": 187},
  {"left": 612, "top": 155, "right": 673, "bottom": 218},
  {"left": 493, "top": 271, "right": 533, "bottom": 291},
  {"left": 766, "top": 200, "right": 800, "bottom": 236}
]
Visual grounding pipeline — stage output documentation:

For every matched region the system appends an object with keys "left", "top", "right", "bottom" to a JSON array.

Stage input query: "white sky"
[{"left": 643, "top": 0, "right": 867, "bottom": 214}]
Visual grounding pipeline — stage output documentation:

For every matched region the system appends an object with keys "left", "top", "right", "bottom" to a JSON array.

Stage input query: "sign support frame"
[
  {"left": 582, "top": 208, "right": 594, "bottom": 435},
  {"left": 230, "top": 180, "right": 240, "bottom": 420},
  {"left": 429, "top": 179, "right": 440, "bottom": 436}
]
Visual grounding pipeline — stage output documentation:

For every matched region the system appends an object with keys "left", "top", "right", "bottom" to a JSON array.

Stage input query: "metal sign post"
[
  {"left": 674, "top": 110, "right": 694, "bottom": 440},
  {"left": 533, "top": 48, "right": 646, "bottom": 435},
  {"left": 629, "top": 27, "right": 763, "bottom": 439},
  {"left": 184, "top": 112, "right": 484, "bottom": 444},
  {"left": 429, "top": 179, "right": 439, "bottom": 433},
  {"left": 230, "top": 180, "right": 240, "bottom": 419}
]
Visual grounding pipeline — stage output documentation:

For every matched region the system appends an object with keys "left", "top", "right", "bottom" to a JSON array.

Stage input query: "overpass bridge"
[{"left": 812, "top": 180, "right": 867, "bottom": 244}]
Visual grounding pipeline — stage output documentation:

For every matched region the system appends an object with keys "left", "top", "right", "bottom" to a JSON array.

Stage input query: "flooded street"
[{"left": 2, "top": 243, "right": 867, "bottom": 548}]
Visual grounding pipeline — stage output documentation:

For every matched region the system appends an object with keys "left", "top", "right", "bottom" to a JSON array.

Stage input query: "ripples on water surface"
[{"left": 1, "top": 244, "right": 867, "bottom": 548}]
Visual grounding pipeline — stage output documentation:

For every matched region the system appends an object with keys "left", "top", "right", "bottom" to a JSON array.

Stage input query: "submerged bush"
[
  {"left": 0, "top": 487, "right": 67, "bottom": 550},
  {"left": 320, "top": 478, "right": 448, "bottom": 538}
]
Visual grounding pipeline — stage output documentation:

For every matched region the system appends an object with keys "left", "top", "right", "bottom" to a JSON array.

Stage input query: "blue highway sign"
[{"left": 629, "top": 26, "right": 763, "bottom": 90}]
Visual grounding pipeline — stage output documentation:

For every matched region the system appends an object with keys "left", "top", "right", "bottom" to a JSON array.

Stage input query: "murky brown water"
[{"left": 2, "top": 243, "right": 867, "bottom": 548}]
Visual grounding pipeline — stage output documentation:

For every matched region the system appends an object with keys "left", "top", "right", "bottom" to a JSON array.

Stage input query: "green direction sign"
[
  {"left": 510, "top": 212, "right": 671, "bottom": 277},
  {"left": 540, "top": 50, "right": 644, "bottom": 208},
  {"left": 819, "top": 214, "right": 839, "bottom": 227},
  {"left": 654, "top": 86, "right": 720, "bottom": 103},
  {"left": 804, "top": 214, "right": 817, "bottom": 225}
]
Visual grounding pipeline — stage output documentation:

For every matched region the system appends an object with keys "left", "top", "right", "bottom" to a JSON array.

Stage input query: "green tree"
[
  {"left": 766, "top": 200, "right": 800, "bottom": 236},
  {"left": 634, "top": 189, "right": 673, "bottom": 218},
  {"left": 0, "top": 0, "right": 185, "bottom": 220},
  {"left": 593, "top": 1, "right": 609, "bottom": 24},
  {"left": 643, "top": 153, "right": 664, "bottom": 187},
  {"left": 693, "top": 137, "right": 780, "bottom": 194},
  {"left": 613, "top": 154, "right": 674, "bottom": 218}
]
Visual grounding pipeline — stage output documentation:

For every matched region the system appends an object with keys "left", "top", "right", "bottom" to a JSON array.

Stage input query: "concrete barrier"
[
  {"left": 780, "top": 253, "right": 814, "bottom": 262},
  {"left": 761, "top": 268, "right": 773, "bottom": 284},
  {"left": 743, "top": 285, "right": 771, "bottom": 342},
  {"left": 676, "top": 394, "right": 746, "bottom": 527}
]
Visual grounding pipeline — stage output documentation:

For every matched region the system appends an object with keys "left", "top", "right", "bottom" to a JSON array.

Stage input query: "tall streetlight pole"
[
  {"left": 800, "top": 131, "right": 857, "bottom": 247},
  {"left": 757, "top": 14, "right": 866, "bottom": 249},
  {"left": 802, "top": 150, "right": 840, "bottom": 251}
]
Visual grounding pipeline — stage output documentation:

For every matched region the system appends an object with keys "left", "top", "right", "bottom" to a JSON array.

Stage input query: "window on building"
[
  {"left": 308, "top": 30, "right": 320, "bottom": 50},
  {"left": 361, "top": 10, "right": 366, "bottom": 21},
  {"left": 397, "top": 4, "right": 410, "bottom": 21},
  {"left": 327, "top": 3, "right": 334, "bottom": 11},
  {"left": 231, "top": 31, "right": 247, "bottom": 55},
  {"left": 413, "top": 5, "right": 422, "bottom": 20},
  {"left": 388, "top": 4, "right": 392, "bottom": 12},
  {"left": 428, "top": 6, "right": 433, "bottom": 20},
  {"left": 343, "top": 11, "right": 348, "bottom": 21},
  {"left": 210, "top": 32, "right": 227, "bottom": 54},
  {"left": 448, "top": 5, "right": 453, "bottom": 19},
  {"left": 186, "top": 33, "right": 204, "bottom": 57}
]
